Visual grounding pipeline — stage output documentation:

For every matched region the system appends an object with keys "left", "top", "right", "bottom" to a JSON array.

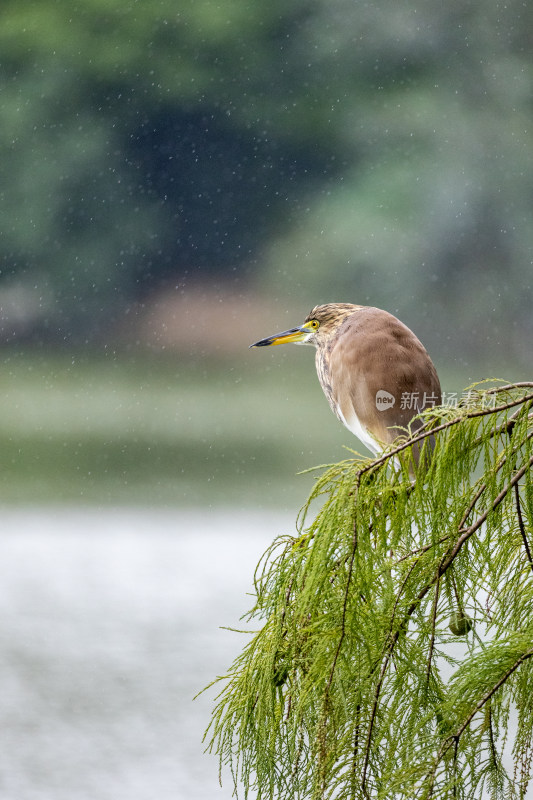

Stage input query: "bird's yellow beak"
[{"left": 249, "top": 321, "right": 314, "bottom": 348}]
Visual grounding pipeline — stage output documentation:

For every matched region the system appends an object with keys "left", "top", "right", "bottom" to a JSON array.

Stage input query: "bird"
[{"left": 250, "top": 303, "right": 441, "bottom": 470}]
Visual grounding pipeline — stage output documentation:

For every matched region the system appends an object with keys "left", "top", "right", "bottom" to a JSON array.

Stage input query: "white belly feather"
[{"left": 335, "top": 403, "right": 383, "bottom": 457}]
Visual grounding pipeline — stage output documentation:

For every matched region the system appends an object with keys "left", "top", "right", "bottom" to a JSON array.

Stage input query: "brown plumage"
[{"left": 250, "top": 303, "right": 441, "bottom": 467}]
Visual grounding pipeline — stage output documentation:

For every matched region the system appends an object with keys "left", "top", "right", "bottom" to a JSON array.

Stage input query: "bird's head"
[{"left": 250, "top": 303, "right": 359, "bottom": 349}]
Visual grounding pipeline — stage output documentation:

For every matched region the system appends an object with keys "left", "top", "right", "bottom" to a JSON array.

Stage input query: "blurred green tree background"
[
  {"left": 1, "top": 0, "right": 531, "bottom": 364},
  {"left": 0, "top": 0, "right": 531, "bottom": 506}
]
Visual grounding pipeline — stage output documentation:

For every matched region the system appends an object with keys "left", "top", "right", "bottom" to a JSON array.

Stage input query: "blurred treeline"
[{"left": 1, "top": 0, "right": 532, "bottom": 367}]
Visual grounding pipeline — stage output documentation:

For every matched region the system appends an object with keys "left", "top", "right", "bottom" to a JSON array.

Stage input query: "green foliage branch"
[{"left": 205, "top": 382, "right": 533, "bottom": 799}]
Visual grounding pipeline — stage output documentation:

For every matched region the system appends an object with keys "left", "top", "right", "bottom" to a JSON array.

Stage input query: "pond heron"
[{"left": 250, "top": 303, "right": 441, "bottom": 468}]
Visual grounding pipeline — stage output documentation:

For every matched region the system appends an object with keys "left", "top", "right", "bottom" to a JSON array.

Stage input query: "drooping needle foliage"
[{"left": 205, "top": 382, "right": 533, "bottom": 799}]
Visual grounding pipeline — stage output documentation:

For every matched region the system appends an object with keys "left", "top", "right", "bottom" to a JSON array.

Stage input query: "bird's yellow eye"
[{"left": 310, "top": 320, "right": 319, "bottom": 330}]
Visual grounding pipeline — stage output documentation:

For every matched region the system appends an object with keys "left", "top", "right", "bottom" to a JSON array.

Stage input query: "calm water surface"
[
  {"left": 0, "top": 508, "right": 292, "bottom": 800},
  {"left": 0, "top": 508, "right": 528, "bottom": 800}
]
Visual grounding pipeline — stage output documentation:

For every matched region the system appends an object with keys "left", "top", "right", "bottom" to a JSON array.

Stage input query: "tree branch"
[
  {"left": 423, "top": 647, "right": 533, "bottom": 798},
  {"left": 357, "top": 388, "right": 533, "bottom": 478},
  {"left": 514, "top": 482, "right": 533, "bottom": 573},
  {"left": 426, "top": 576, "right": 441, "bottom": 686},
  {"left": 368, "top": 454, "right": 533, "bottom": 701},
  {"left": 361, "top": 653, "right": 389, "bottom": 795},
  {"left": 442, "top": 453, "right": 533, "bottom": 573}
]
